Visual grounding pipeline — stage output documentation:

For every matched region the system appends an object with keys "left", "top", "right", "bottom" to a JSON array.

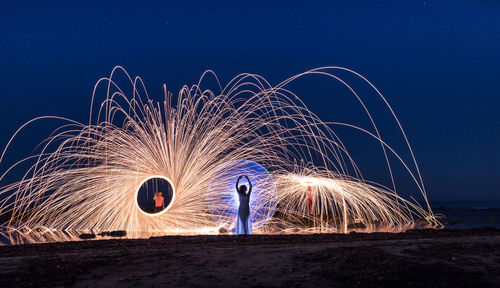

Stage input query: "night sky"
[{"left": 0, "top": 1, "right": 498, "bottom": 202}]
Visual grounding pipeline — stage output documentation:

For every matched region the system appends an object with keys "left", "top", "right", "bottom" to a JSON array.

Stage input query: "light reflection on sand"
[{"left": 0, "top": 223, "right": 426, "bottom": 245}]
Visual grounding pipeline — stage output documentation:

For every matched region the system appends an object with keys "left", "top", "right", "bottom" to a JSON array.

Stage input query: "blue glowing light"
[{"left": 207, "top": 160, "right": 278, "bottom": 233}]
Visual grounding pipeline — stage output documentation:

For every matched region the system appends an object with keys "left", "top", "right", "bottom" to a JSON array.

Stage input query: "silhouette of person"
[
  {"left": 307, "top": 185, "right": 313, "bottom": 215},
  {"left": 153, "top": 191, "right": 165, "bottom": 213},
  {"left": 236, "top": 175, "right": 252, "bottom": 235}
]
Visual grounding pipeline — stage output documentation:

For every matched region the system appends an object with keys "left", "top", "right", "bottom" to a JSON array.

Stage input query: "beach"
[{"left": 0, "top": 228, "right": 499, "bottom": 287}]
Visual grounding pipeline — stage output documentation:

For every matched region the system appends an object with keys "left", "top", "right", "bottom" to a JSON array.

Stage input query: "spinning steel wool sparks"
[{"left": 0, "top": 66, "right": 438, "bottom": 237}]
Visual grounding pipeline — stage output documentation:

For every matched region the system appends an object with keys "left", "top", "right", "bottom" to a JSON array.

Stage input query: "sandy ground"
[{"left": 0, "top": 228, "right": 499, "bottom": 287}]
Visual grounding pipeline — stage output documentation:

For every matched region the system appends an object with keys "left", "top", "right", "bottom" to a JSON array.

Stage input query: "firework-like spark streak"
[{"left": 0, "top": 66, "right": 438, "bottom": 236}]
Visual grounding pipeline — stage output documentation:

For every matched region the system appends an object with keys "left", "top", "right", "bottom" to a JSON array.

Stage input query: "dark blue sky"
[{"left": 0, "top": 1, "right": 498, "bottom": 201}]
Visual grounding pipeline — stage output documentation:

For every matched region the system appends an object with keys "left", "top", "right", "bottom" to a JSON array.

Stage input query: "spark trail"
[{"left": 0, "top": 66, "right": 438, "bottom": 238}]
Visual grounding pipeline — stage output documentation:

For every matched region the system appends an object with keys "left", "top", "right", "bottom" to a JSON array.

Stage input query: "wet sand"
[{"left": 1, "top": 228, "right": 499, "bottom": 287}]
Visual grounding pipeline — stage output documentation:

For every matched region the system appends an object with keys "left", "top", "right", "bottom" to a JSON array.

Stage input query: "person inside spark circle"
[{"left": 235, "top": 175, "right": 252, "bottom": 235}]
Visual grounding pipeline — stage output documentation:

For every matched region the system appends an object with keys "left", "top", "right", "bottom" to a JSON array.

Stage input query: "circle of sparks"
[{"left": 134, "top": 175, "right": 176, "bottom": 217}]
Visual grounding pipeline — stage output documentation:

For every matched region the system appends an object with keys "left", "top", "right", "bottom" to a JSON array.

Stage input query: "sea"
[{"left": 430, "top": 200, "right": 500, "bottom": 229}]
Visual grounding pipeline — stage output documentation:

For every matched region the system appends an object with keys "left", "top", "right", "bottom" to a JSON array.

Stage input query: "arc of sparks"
[{"left": 0, "top": 66, "right": 439, "bottom": 235}]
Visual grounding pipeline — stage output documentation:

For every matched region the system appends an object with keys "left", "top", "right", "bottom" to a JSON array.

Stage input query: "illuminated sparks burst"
[{"left": 0, "top": 66, "right": 439, "bottom": 237}]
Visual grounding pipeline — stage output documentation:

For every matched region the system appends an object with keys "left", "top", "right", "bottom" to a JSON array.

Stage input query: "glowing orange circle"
[{"left": 134, "top": 175, "right": 175, "bottom": 216}]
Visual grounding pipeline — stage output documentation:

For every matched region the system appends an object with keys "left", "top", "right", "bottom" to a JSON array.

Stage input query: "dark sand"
[{"left": 1, "top": 228, "right": 499, "bottom": 287}]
